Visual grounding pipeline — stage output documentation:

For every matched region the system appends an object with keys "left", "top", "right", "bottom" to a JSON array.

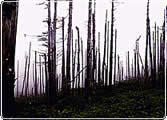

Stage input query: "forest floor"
[{"left": 14, "top": 84, "right": 165, "bottom": 118}]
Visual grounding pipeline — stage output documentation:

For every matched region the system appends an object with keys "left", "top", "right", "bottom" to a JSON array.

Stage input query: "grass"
[{"left": 13, "top": 85, "right": 165, "bottom": 118}]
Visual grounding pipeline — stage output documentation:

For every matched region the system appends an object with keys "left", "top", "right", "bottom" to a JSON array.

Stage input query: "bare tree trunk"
[
  {"left": 98, "top": 32, "right": 101, "bottom": 87},
  {"left": 35, "top": 51, "right": 38, "bottom": 96},
  {"left": 53, "top": 0, "right": 57, "bottom": 97},
  {"left": 102, "top": 10, "right": 107, "bottom": 86},
  {"left": 122, "top": 66, "right": 124, "bottom": 81},
  {"left": 72, "top": 39, "right": 77, "bottom": 95},
  {"left": 21, "top": 56, "right": 28, "bottom": 97},
  {"left": 145, "top": 0, "right": 153, "bottom": 87},
  {"left": 39, "top": 56, "right": 42, "bottom": 95},
  {"left": 81, "top": 39, "right": 84, "bottom": 89},
  {"left": 25, "top": 42, "right": 31, "bottom": 96},
  {"left": 44, "top": 54, "right": 48, "bottom": 97},
  {"left": 109, "top": 1, "right": 114, "bottom": 86},
  {"left": 128, "top": 51, "right": 130, "bottom": 81},
  {"left": 76, "top": 26, "right": 81, "bottom": 95},
  {"left": 62, "top": 17, "right": 65, "bottom": 95},
  {"left": 114, "top": 29, "right": 117, "bottom": 85},
  {"left": 72, "top": 30, "right": 75, "bottom": 96},
  {"left": 42, "top": 65, "right": 44, "bottom": 95},
  {"left": 17, "top": 60, "right": 19, "bottom": 98},
  {"left": 66, "top": 0, "right": 73, "bottom": 95},
  {"left": 2, "top": 2, "right": 18, "bottom": 116},
  {"left": 47, "top": 0, "right": 54, "bottom": 104},
  {"left": 86, "top": 0, "right": 92, "bottom": 97},
  {"left": 153, "top": 27, "right": 156, "bottom": 87},
  {"left": 131, "top": 59, "right": 133, "bottom": 79},
  {"left": 92, "top": 0, "right": 96, "bottom": 91},
  {"left": 105, "top": 21, "right": 109, "bottom": 87},
  {"left": 118, "top": 55, "right": 120, "bottom": 83},
  {"left": 134, "top": 50, "right": 136, "bottom": 80}
]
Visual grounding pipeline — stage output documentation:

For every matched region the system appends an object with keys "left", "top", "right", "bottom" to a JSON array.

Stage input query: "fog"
[{"left": 14, "top": 0, "right": 166, "bottom": 96}]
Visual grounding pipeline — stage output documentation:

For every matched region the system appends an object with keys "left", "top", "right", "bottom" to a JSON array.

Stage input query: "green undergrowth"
[{"left": 14, "top": 86, "right": 165, "bottom": 118}]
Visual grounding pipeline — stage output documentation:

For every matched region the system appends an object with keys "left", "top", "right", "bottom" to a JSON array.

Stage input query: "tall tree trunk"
[
  {"left": 105, "top": 21, "right": 109, "bottom": 87},
  {"left": 21, "top": 56, "right": 28, "bottom": 97},
  {"left": 66, "top": 0, "right": 73, "bottom": 95},
  {"left": 72, "top": 30, "right": 75, "bottom": 96},
  {"left": 76, "top": 26, "right": 81, "bottom": 95},
  {"left": 17, "top": 60, "right": 19, "bottom": 98},
  {"left": 44, "top": 54, "right": 48, "bottom": 97},
  {"left": 98, "top": 32, "right": 101, "bottom": 86},
  {"left": 128, "top": 51, "right": 130, "bottom": 81},
  {"left": 109, "top": 1, "right": 114, "bottom": 86},
  {"left": 153, "top": 26, "right": 156, "bottom": 87},
  {"left": 35, "top": 51, "right": 38, "bottom": 96},
  {"left": 53, "top": 0, "right": 57, "bottom": 97},
  {"left": 92, "top": 0, "right": 96, "bottom": 91},
  {"left": 113, "top": 29, "right": 117, "bottom": 85},
  {"left": 62, "top": 17, "right": 65, "bottom": 95},
  {"left": 47, "top": 0, "right": 54, "bottom": 104},
  {"left": 25, "top": 42, "right": 31, "bottom": 96},
  {"left": 39, "top": 56, "right": 42, "bottom": 95},
  {"left": 117, "top": 55, "right": 120, "bottom": 83},
  {"left": 102, "top": 10, "right": 107, "bottom": 86},
  {"left": 134, "top": 50, "right": 136, "bottom": 80},
  {"left": 131, "top": 59, "right": 133, "bottom": 79},
  {"left": 145, "top": 0, "right": 153, "bottom": 86},
  {"left": 2, "top": 2, "right": 18, "bottom": 117},
  {"left": 81, "top": 39, "right": 84, "bottom": 89},
  {"left": 86, "top": 0, "right": 92, "bottom": 97}
]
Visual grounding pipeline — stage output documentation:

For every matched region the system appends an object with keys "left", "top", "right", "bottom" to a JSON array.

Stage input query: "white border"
[{"left": 0, "top": 0, "right": 166, "bottom": 119}]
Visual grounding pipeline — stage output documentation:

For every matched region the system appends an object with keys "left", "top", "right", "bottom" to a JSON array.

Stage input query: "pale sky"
[{"left": 13, "top": 0, "right": 166, "bottom": 96}]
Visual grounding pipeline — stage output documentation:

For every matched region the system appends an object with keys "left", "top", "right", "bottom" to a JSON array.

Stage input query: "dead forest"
[{"left": 2, "top": 0, "right": 166, "bottom": 118}]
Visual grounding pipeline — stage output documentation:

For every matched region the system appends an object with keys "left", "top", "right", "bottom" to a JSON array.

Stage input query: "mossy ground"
[{"left": 14, "top": 85, "right": 165, "bottom": 118}]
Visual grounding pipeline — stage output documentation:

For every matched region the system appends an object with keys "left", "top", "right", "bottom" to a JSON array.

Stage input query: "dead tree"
[
  {"left": 39, "top": 56, "right": 42, "bottom": 95},
  {"left": 44, "top": 54, "right": 48, "bottom": 97},
  {"left": 21, "top": 56, "right": 28, "bottom": 97},
  {"left": 127, "top": 51, "right": 130, "bottom": 81},
  {"left": 17, "top": 60, "right": 19, "bottom": 98},
  {"left": 117, "top": 55, "right": 120, "bottom": 83},
  {"left": 134, "top": 49, "right": 137, "bottom": 80},
  {"left": 47, "top": 0, "right": 54, "bottom": 103},
  {"left": 153, "top": 27, "right": 156, "bottom": 87},
  {"left": 102, "top": 10, "right": 107, "bottom": 86},
  {"left": 137, "top": 42, "right": 140, "bottom": 82},
  {"left": 160, "top": 13, "right": 165, "bottom": 89},
  {"left": 113, "top": 29, "right": 117, "bottom": 85},
  {"left": 35, "top": 51, "right": 38, "bottom": 96},
  {"left": 109, "top": 0, "right": 114, "bottom": 86},
  {"left": 71, "top": 29, "right": 73, "bottom": 93},
  {"left": 42, "top": 65, "right": 45, "bottom": 94},
  {"left": 122, "top": 66, "right": 124, "bottom": 81},
  {"left": 2, "top": 2, "right": 18, "bottom": 116},
  {"left": 66, "top": 0, "right": 73, "bottom": 95},
  {"left": 62, "top": 17, "right": 65, "bottom": 94},
  {"left": 81, "top": 39, "right": 84, "bottom": 89},
  {"left": 98, "top": 32, "right": 101, "bottom": 86},
  {"left": 92, "top": 0, "right": 96, "bottom": 90},
  {"left": 145, "top": 0, "right": 153, "bottom": 86},
  {"left": 105, "top": 21, "right": 109, "bottom": 87},
  {"left": 76, "top": 26, "right": 81, "bottom": 95},
  {"left": 53, "top": 0, "right": 57, "bottom": 96},
  {"left": 131, "top": 59, "right": 133, "bottom": 79},
  {"left": 86, "top": 0, "right": 92, "bottom": 97},
  {"left": 25, "top": 42, "right": 31, "bottom": 96}
]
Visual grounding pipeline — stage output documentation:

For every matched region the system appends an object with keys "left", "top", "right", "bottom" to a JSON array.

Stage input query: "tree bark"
[
  {"left": 2, "top": 2, "right": 18, "bottom": 117},
  {"left": 66, "top": 0, "right": 73, "bottom": 95}
]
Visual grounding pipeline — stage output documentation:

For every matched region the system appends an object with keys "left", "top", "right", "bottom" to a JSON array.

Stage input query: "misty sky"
[{"left": 13, "top": 0, "right": 166, "bottom": 96}]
